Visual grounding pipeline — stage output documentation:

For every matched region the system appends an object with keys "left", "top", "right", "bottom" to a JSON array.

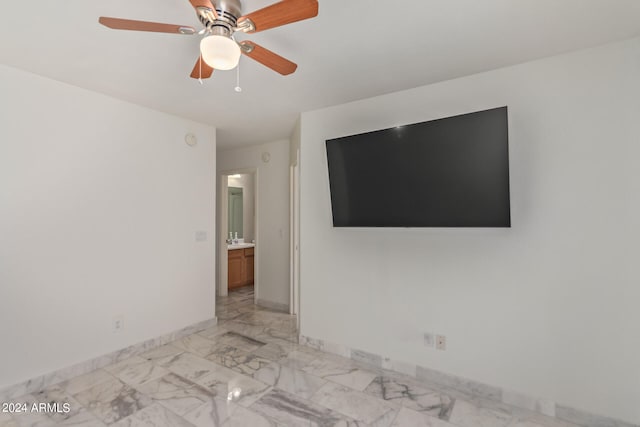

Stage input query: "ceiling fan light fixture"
[{"left": 200, "top": 34, "right": 241, "bottom": 70}]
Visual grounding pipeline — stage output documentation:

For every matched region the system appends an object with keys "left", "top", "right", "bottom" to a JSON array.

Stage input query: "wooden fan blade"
[
  {"left": 99, "top": 17, "right": 196, "bottom": 34},
  {"left": 188, "top": 0, "right": 218, "bottom": 19},
  {"left": 190, "top": 56, "right": 214, "bottom": 79},
  {"left": 240, "top": 41, "right": 297, "bottom": 75},
  {"left": 238, "top": 0, "right": 318, "bottom": 33}
]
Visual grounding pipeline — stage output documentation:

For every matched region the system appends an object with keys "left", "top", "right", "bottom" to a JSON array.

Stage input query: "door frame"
[
  {"left": 290, "top": 149, "right": 301, "bottom": 324},
  {"left": 217, "top": 168, "right": 258, "bottom": 303}
]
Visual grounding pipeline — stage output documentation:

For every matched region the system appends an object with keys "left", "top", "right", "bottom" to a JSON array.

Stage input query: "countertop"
[{"left": 227, "top": 243, "right": 256, "bottom": 250}]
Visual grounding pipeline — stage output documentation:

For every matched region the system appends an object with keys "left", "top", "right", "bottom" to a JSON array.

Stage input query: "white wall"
[
  {"left": 0, "top": 65, "right": 216, "bottom": 389},
  {"left": 218, "top": 140, "right": 290, "bottom": 309},
  {"left": 299, "top": 37, "right": 640, "bottom": 424},
  {"left": 228, "top": 174, "right": 255, "bottom": 242}
]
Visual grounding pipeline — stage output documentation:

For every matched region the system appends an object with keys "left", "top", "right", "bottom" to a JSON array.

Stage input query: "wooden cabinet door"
[
  {"left": 245, "top": 254, "right": 254, "bottom": 285},
  {"left": 228, "top": 250, "right": 245, "bottom": 289}
]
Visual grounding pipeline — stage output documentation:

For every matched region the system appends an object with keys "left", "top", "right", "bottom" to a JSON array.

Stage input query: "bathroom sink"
[{"left": 227, "top": 243, "right": 255, "bottom": 250}]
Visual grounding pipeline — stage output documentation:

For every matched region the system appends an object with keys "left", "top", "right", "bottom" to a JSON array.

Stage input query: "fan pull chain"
[
  {"left": 198, "top": 54, "right": 204, "bottom": 85},
  {"left": 234, "top": 59, "right": 242, "bottom": 92}
]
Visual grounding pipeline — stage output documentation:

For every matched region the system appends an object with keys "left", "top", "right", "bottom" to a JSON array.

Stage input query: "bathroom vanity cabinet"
[{"left": 228, "top": 247, "right": 254, "bottom": 289}]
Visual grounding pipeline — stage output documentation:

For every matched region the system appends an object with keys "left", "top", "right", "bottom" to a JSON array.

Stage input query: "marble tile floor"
[{"left": 1, "top": 285, "right": 581, "bottom": 427}]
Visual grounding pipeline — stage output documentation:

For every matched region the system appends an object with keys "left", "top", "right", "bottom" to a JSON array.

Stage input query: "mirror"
[{"left": 228, "top": 187, "right": 243, "bottom": 238}]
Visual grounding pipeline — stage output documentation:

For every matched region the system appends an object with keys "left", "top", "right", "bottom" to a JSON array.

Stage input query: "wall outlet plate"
[{"left": 436, "top": 335, "right": 446, "bottom": 351}]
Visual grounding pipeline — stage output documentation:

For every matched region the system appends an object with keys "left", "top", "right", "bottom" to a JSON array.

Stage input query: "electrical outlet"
[
  {"left": 423, "top": 333, "right": 435, "bottom": 347},
  {"left": 436, "top": 335, "right": 446, "bottom": 351},
  {"left": 113, "top": 315, "right": 124, "bottom": 333}
]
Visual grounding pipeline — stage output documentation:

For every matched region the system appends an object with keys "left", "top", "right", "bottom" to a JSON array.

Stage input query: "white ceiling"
[{"left": 1, "top": 0, "right": 640, "bottom": 149}]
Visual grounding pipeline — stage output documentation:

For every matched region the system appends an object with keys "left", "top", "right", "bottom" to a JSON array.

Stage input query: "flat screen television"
[{"left": 325, "top": 106, "right": 511, "bottom": 227}]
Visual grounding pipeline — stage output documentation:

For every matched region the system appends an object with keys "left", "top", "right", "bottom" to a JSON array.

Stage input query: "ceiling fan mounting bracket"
[
  {"left": 238, "top": 41, "right": 255, "bottom": 54},
  {"left": 196, "top": 7, "right": 217, "bottom": 25},
  {"left": 178, "top": 26, "right": 196, "bottom": 35},
  {"left": 235, "top": 18, "right": 255, "bottom": 33}
]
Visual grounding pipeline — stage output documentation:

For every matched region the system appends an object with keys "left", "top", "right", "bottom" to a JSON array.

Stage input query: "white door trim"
[{"left": 290, "top": 149, "right": 301, "bottom": 323}]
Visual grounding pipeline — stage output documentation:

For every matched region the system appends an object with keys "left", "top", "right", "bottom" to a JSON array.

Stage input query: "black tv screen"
[{"left": 326, "top": 106, "right": 510, "bottom": 227}]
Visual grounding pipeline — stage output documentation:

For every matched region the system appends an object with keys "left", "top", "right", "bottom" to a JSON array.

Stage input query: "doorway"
[{"left": 217, "top": 170, "right": 258, "bottom": 302}]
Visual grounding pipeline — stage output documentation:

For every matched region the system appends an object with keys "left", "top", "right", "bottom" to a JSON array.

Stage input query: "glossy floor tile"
[{"left": 0, "top": 285, "right": 581, "bottom": 427}]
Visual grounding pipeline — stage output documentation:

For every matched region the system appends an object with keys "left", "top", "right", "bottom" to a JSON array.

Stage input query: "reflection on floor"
[{"left": 1, "top": 286, "right": 580, "bottom": 427}]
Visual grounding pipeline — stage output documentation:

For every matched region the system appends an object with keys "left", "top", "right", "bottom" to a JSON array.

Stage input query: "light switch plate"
[{"left": 423, "top": 333, "right": 435, "bottom": 347}]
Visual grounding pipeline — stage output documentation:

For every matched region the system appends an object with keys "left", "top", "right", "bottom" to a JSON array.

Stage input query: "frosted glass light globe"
[{"left": 200, "top": 35, "right": 241, "bottom": 70}]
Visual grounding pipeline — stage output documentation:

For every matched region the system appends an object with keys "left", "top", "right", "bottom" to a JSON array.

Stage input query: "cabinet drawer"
[
  {"left": 228, "top": 249, "right": 243, "bottom": 259},
  {"left": 244, "top": 247, "right": 254, "bottom": 256}
]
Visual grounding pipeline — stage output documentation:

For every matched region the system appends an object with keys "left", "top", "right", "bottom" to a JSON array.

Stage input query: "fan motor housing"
[
  {"left": 216, "top": 0, "right": 242, "bottom": 20},
  {"left": 198, "top": 0, "right": 242, "bottom": 28}
]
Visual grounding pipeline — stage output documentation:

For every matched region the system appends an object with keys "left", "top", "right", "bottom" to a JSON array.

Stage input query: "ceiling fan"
[{"left": 98, "top": 0, "right": 319, "bottom": 80}]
